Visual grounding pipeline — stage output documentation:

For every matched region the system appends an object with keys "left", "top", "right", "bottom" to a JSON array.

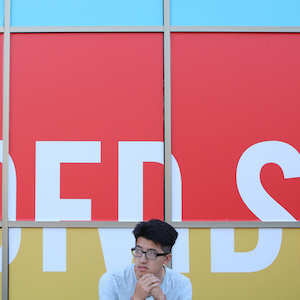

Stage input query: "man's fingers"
[
  {"left": 143, "top": 277, "right": 160, "bottom": 288},
  {"left": 140, "top": 274, "right": 159, "bottom": 283},
  {"left": 150, "top": 282, "right": 160, "bottom": 289}
]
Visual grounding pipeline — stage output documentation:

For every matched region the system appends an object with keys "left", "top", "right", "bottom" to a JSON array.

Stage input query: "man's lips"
[{"left": 138, "top": 265, "right": 148, "bottom": 272}]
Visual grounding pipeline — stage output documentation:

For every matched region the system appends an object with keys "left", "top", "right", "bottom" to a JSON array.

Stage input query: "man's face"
[{"left": 134, "top": 237, "right": 171, "bottom": 280}]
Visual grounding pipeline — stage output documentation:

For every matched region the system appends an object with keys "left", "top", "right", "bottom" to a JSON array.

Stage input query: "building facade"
[{"left": 1, "top": 0, "right": 300, "bottom": 299}]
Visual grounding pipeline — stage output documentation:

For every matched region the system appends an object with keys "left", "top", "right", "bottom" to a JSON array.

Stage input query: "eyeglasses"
[{"left": 131, "top": 247, "right": 169, "bottom": 260}]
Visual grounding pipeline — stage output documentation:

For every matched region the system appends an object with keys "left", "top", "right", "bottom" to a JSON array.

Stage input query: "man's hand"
[
  {"left": 132, "top": 274, "right": 165, "bottom": 300},
  {"left": 149, "top": 280, "right": 165, "bottom": 300}
]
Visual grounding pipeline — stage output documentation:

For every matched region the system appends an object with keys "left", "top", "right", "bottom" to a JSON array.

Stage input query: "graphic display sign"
[
  {"left": 172, "top": 32, "right": 300, "bottom": 222},
  {"left": 9, "top": 33, "right": 164, "bottom": 222},
  {"left": 0, "top": 33, "right": 3, "bottom": 220},
  {"left": 2, "top": 29, "right": 300, "bottom": 300},
  {"left": 6, "top": 227, "right": 300, "bottom": 299}
]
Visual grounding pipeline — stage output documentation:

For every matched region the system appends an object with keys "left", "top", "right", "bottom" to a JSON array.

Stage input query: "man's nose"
[{"left": 140, "top": 252, "right": 148, "bottom": 262}]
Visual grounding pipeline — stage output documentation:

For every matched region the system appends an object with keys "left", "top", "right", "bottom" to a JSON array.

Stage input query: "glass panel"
[
  {"left": 11, "top": 0, "right": 163, "bottom": 26},
  {"left": 0, "top": 228, "right": 2, "bottom": 298},
  {"left": 10, "top": 33, "right": 164, "bottom": 221},
  {"left": 171, "top": 32, "right": 300, "bottom": 221},
  {"left": 9, "top": 228, "right": 106, "bottom": 299},
  {"left": 0, "top": 33, "right": 3, "bottom": 221},
  {"left": 189, "top": 228, "right": 300, "bottom": 298},
  {"left": 171, "top": 0, "right": 300, "bottom": 26},
  {"left": 9, "top": 228, "right": 300, "bottom": 299},
  {"left": 0, "top": 0, "right": 3, "bottom": 27}
]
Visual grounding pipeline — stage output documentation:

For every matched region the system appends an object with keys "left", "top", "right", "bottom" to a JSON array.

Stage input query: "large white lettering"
[
  {"left": 211, "top": 141, "right": 299, "bottom": 273},
  {"left": 211, "top": 228, "right": 282, "bottom": 272},
  {"left": 98, "top": 228, "right": 135, "bottom": 272},
  {"left": 43, "top": 228, "right": 67, "bottom": 272},
  {"left": 35, "top": 141, "right": 101, "bottom": 221},
  {"left": 118, "top": 141, "right": 164, "bottom": 221},
  {"left": 172, "top": 228, "right": 190, "bottom": 273},
  {"left": 35, "top": 141, "right": 100, "bottom": 272},
  {"left": 171, "top": 155, "right": 182, "bottom": 222},
  {"left": 236, "top": 141, "right": 298, "bottom": 222},
  {"left": 118, "top": 141, "right": 183, "bottom": 222},
  {"left": 0, "top": 141, "right": 21, "bottom": 271}
]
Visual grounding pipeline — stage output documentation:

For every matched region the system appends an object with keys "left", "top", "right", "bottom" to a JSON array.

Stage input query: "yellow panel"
[
  {"left": 188, "top": 228, "right": 300, "bottom": 300},
  {"left": 8, "top": 227, "right": 300, "bottom": 300},
  {"left": 9, "top": 228, "right": 105, "bottom": 300},
  {"left": 234, "top": 228, "right": 258, "bottom": 252}
]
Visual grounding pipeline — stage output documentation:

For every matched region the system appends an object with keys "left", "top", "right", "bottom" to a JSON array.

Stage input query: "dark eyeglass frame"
[{"left": 131, "top": 247, "right": 169, "bottom": 260}]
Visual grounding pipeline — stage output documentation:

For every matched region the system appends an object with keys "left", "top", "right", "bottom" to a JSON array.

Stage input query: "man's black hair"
[{"left": 133, "top": 219, "right": 178, "bottom": 253}]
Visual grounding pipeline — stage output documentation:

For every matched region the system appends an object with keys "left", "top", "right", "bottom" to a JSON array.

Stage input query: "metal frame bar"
[
  {"left": 7, "top": 221, "right": 142, "bottom": 228},
  {"left": 169, "top": 221, "right": 300, "bottom": 228},
  {"left": 8, "top": 26, "right": 300, "bottom": 34},
  {"left": 163, "top": 0, "right": 172, "bottom": 224},
  {"left": 6, "top": 221, "right": 300, "bottom": 228},
  {"left": 2, "top": 1, "right": 300, "bottom": 298},
  {"left": 170, "top": 26, "right": 300, "bottom": 32},
  {"left": 10, "top": 26, "right": 164, "bottom": 33},
  {"left": 2, "top": 0, "right": 10, "bottom": 298}
]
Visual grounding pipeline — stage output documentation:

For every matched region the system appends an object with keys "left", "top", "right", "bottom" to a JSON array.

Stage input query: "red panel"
[
  {"left": 0, "top": 33, "right": 3, "bottom": 220},
  {"left": 172, "top": 33, "right": 300, "bottom": 221},
  {"left": 10, "top": 33, "right": 163, "bottom": 221},
  {"left": 143, "top": 162, "right": 164, "bottom": 221}
]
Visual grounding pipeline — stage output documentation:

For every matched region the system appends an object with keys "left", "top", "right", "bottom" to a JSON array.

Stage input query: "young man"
[{"left": 99, "top": 219, "right": 192, "bottom": 300}]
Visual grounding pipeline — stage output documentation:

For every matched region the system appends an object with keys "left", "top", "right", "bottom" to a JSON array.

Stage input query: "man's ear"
[{"left": 164, "top": 254, "right": 172, "bottom": 265}]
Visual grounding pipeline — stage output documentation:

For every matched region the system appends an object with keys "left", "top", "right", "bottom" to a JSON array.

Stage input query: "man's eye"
[
  {"left": 135, "top": 249, "right": 142, "bottom": 253},
  {"left": 147, "top": 251, "right": 156, "bottom": 256}
]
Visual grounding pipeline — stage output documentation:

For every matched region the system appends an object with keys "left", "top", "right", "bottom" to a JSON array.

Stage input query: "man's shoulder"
[
  {"left": 164, "top": 267, "right": 191, "bottom": 286},
  {"left": 163, "top": 267, "right": 192, "bottom": 298},
  {"left": 100, "top": 263, "right": 135, "bottom": 283},
  {"left": 165, "top": 267, "right": 190, "bottom": 280},
  {"left": 102, "top": 264, "right": 134, "bottom": 277},
  {"left": 99, "top": 264, "right": 136, "bottom": 297}
]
